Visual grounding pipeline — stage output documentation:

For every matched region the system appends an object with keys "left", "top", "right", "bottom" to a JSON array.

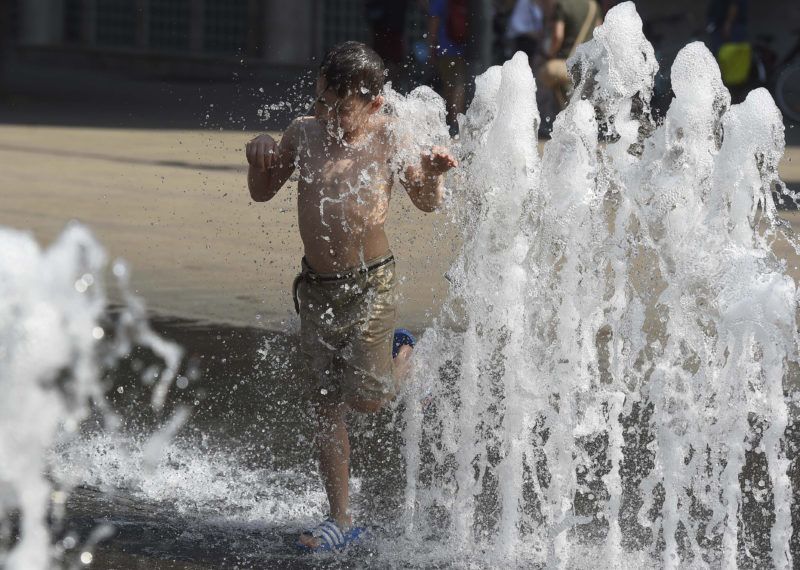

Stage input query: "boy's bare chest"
[{"left": 299, "top": 149, "right": 392, "bottom": 198}]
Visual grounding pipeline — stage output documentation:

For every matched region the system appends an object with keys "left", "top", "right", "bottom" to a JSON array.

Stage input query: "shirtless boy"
[{"left": 245, "top": 41, "right": 457, "bottom": 551}]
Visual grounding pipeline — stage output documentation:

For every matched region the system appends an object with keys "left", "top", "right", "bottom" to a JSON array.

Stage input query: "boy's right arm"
[{"left": 245, "top": 120, "right": 299, "bottom": 202}]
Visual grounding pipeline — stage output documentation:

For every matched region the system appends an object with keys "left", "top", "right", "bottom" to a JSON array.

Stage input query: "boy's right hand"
[{"left": 246, "top": 134, "right": 278, "bottom": 172}]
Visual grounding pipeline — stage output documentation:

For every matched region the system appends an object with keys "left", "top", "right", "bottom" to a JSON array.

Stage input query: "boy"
[{"left": 245, "top": 41, "right": 457, "bottom": 551}]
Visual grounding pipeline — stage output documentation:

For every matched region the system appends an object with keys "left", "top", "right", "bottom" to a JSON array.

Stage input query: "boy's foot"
[
  {"left": 392, "top": 328, "right": 415, "bottom": 391},
  {"left": 392, "top": 329, "right": 434, "bottom": 411},
  {"left": 392, "top": 328, "right": 415, "bottom": 358},
  {"left": 296, "top": 518, "right": 368, "bottom": 552}
]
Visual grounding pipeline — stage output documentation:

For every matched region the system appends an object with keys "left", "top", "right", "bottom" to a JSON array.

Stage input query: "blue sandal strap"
[
  {"left": 314, "top": 519, "right": 344, "bottom": 547},
  {"left": 297, "top": 518, "right": 367, "bottom": 552},
  {"left": 393, "top": 328, "right": 415, "bottom": 358}
]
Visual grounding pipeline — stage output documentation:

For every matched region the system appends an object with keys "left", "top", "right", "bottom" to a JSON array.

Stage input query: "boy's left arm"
[{"left": 401, "top": 146, "right": 458, "bottom": 212}]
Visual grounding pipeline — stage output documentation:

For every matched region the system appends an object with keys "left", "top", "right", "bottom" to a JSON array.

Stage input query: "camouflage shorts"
[{"left": 293, "top": 253, "right": 397, "bottom": 403}]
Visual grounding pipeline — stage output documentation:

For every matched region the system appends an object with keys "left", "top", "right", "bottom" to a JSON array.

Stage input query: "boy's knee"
[
  {"left": 347, "top": 397, "right": 389, "bottom": 414},
  {"left": 312, "top": 393, "right": 345, "bottom": 419}
]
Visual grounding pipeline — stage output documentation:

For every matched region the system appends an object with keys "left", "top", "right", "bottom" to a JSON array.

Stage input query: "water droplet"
[{"left": 112, "top": 261, "right": 127, "bottom": 278}]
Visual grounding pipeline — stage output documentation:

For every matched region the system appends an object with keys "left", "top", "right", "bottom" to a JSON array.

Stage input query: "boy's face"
[{"left": 314, "top": 77, "right": 382, "bottom": 137}]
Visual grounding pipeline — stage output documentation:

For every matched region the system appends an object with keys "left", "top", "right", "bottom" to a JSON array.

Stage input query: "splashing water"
[
  {"left": 401, "top": 3, "right": 798, "bottom": 568},
  {"left": 2, "top": 3, "right": 798, "bottom": 567},
  {"left": 52, "top": 432, "right": 331, "bottom": 525},
  {"left": 0, "top": 223, "right": 183, "bottom": 569}
]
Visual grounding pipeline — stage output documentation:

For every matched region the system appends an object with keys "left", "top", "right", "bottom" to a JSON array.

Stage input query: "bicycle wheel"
[{"left": 775, "top": 61, "right": 800, "bottom": 123}]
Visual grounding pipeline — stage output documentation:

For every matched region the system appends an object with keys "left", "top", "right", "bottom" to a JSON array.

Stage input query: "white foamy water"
[
  {"left": 0, "top": 223, "right": 182, "bottom": 569},
  {"left": 53, "top": 434, "right": 330, "bottom": 527},
  {"left": 398, "top": 3, "right": 798, "bottom": 569}
]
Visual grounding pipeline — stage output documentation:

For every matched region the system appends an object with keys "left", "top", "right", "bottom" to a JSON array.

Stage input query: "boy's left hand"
[{"left": 420, "top": 146, "right": 458, "bottom": 176}]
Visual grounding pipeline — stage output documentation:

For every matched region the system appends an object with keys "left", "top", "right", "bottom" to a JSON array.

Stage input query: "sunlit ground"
[
  {"left": 0, "top": 125, "right": 460, "bottom": 330},
  {"left": 1, "top": 124, "right": 798, "bottom": 331}
]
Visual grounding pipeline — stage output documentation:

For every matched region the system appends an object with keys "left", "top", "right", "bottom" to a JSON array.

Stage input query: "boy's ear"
[{"left": 368, "top": 94, "right": 384, "bottom": 114}]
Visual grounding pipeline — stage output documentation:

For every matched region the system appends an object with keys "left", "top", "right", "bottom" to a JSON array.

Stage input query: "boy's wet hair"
[{"left": 319, "top": 41, "right": 385, "bottom": 100}]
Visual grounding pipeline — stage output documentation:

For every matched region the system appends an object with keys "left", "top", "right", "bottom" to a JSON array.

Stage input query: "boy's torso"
[{"left": 294, "top": 117, "right": 396, "bottom": 273}]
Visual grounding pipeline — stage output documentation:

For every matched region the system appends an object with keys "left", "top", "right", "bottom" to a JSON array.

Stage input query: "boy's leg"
[
  {"left": 299, "top": 262, "right": 402, "bottom": 547},
  {"left": 299, "top": 393, "right": 389, "bottom": 549},
  {"left": 317, "top": 397, "right": 351, "bottom": 527},
  {"left": 347, "top": 337, "right": 411, "bottom": 413},
  {"left": 299, "top": 395, "right": 352, "bottom": 548},
  {"left": 393, "top": 344, "right": 413, "bottom": 391},
  {"left": 299, "top": 352, "right": 409, "bottom": 547}
]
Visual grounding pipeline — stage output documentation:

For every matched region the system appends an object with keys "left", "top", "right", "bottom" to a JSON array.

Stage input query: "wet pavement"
[
  {"left": 5, "top": 312, "right": 796, "bottom": 569},
  {"left": 56, "top": 315, "right": 410, "bottom": 569}
]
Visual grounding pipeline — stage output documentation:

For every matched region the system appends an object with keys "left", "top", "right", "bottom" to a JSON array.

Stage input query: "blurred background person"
[
  {"left": 492, "top": 0, "right": 518, "bottom": 63},
  {"left": 706, "top": 0, "right": 751, "bottom": 98},
  {"left": 707, "top": 0, "right": 748, "bottom": 55},
  {"left": 505, "top": 0, "right": 545, "bottom": 69},
  {"left": 539, "top": 0, "right": 601, "bottom": 107},
  {"left": 366, "top": 0, "right": 411, "bottom": 89},
  {"left": 427, "top": 0, "right": 469, "bottom": 129}
]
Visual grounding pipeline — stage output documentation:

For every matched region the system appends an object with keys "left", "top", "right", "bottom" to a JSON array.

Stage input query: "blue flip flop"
[
  {"left": 296, "top": 518, "right": 368, "bottom": 553},
  {"left": 393, "top": 328, "right": 415, "bottom": 358}
]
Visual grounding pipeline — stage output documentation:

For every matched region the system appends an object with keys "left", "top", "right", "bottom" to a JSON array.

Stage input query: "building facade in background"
[
  {"left": 7, "top": 1, "right": 798, "bottom": 90},
  {"left": 11, "top": 0, "right": 431, "bottom": 67}
]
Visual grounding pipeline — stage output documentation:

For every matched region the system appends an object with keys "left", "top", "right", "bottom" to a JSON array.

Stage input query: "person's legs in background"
[
  {"left": 438, "top": 55, "right": 467, "bottom": 130},
  {"left": 538, "top": 58, "right": 570, "bottom": 109},
  {"left": 371, "top": 27, "right": 408, "bottom": 91}
]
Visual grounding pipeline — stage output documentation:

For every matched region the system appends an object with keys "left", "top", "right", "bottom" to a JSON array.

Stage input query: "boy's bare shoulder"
[
  {"left": 273, "top": 117, "right": 319, "bottom": 158},
  {"left": 288, "top": 115, "right": 317, "bottom": 129},
  {"left": 284, "top": 115, "right": 318, "bottom": 141}
]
